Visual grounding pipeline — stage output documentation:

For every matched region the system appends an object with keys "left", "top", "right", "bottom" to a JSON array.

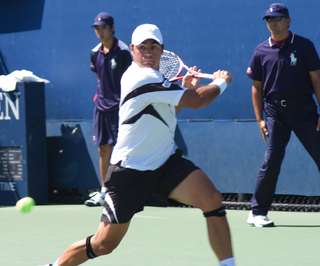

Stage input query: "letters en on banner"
[{"left": 0, "top": 92, "right": 20, "bottom": 120}]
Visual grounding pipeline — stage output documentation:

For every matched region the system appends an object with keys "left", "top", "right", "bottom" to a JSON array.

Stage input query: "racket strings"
[{"left": 159, "top": 52, "right": 183, "bottom": 80}]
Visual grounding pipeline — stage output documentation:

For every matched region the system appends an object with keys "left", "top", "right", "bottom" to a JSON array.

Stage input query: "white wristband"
[{"left": 210, "top": 78, "right": 227, "bottom": 95}]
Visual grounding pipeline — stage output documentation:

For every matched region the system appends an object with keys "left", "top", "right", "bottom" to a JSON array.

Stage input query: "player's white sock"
[
  {"left": 101, "top": 187, "right": 107, "bottom": 194},
  {"left": 220, "top": 257, "right": 236, "bottom": 266},
  {"left": 52, "top": 258, "right": 59, "bottom": 266}
]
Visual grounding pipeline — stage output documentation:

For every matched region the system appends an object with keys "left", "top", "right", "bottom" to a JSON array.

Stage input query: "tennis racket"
[{"left": 159, "top": 50, "right": 214, "bottom": 82}]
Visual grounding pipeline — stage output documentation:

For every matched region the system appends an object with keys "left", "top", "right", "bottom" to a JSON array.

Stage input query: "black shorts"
[{"left": 101, "top": 149, "right": 200, "bottom": 224}]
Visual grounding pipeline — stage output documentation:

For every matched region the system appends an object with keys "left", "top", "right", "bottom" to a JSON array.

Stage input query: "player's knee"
[
  {"left": 207, "top": 189, "right": 222, "bottom": 207},
  {"left": 201, "top": 189, "right": 226, "bottom": 218},
  {"left": 86, "top": 235, "right": 98, "bottom": 259},
  {"left": 87, "top": 235, "right": 120, "bottom": 258},
  {"left": 213, "top": 189, "right": 222, "bottom": 202},
  {"left": 86, "top": 235, "right": 116, "bottom": 258},
  {"left": 197, "top": 189, "right": 222, "bottom": 212},
  {"left": 203, "top": 206, "right": 226, "bottom": 218}
]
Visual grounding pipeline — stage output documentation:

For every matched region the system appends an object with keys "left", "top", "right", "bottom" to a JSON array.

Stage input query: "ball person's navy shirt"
[{"left": 90, "top": 38, "right": 132, "bottom": 111}]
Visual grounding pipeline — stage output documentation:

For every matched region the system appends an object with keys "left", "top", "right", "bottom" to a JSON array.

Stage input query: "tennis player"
[{"left": 39, "top": 24, "right": 236, "bottom": 266}]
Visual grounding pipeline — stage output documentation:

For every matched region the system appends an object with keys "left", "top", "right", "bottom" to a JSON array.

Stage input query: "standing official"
[
  {"left": 85, "top": 12, "right": 132, "bottom": 206},
  {"left": 246, "top": 3, "right": 320, "bottom": 227}
]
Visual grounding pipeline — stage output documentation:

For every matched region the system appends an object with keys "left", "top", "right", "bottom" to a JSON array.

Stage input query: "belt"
[
  {"left": 272, "top": 99, "right": 287, "bottom": 107},
  {"left": 267, "top": 95, "right": 312, "bottom": 108}
]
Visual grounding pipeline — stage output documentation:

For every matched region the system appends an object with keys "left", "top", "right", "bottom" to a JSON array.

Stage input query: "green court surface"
[{"left": 1, "top": 205, "right": 319, "bottom": 266}]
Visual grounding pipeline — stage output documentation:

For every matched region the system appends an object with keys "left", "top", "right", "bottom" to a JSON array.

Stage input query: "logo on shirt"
[
  {"left": 246, "top": 67, "right": 252, "bottom": 74},
  {"left": 290, "top": 51, "right": 297, "bottom": 66},
  {"left": 111, "top": 58, "right": 117, "bottom": 69}
]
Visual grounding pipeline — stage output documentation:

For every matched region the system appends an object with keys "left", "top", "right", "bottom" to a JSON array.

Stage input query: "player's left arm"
[
  {"left": 309, "top": 69, "right": 320, "bottom": 131},
  {"left": 175, "top": 66, "right": 201, "bottom": 114}
]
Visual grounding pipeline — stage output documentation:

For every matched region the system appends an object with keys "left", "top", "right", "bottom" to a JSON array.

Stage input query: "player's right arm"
[
  {"left": 252, "top": 80, "right": 268, "bottom": 142},
  {"left": 177, "top": 70, "right": 232, "bottom": 110}
]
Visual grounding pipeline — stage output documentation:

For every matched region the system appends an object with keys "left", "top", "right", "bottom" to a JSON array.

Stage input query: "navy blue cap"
[
  {"left": 92, "top": 12, "right": 114, "bottom": 27},
  {"left": 263, "top": 3, "right": 289, "bottom": 20}
]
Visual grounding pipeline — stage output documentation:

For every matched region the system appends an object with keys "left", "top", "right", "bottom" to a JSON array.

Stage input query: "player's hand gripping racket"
[{"left": 159, "top": 50, "right": 214, "bottom": 82}]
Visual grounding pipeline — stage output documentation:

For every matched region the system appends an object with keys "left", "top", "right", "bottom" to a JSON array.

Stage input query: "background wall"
[{"left": 0, "top": 0, "right": 319, "bottom": 195}]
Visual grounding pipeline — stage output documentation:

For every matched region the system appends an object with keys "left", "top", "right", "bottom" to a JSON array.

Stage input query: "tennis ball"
[{"left": 16, "top": 197, "right": 35, "bottom": 213}]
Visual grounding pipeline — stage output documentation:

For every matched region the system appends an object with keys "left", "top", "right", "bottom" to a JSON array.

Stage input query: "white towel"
[{"left": 0, "top": 70, "right": 50, "bottom": 92}]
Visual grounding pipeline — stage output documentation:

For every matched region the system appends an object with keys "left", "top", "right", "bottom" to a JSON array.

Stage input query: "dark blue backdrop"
[{"left": 0, "top": 0, "right": 319, "bottom": 195}]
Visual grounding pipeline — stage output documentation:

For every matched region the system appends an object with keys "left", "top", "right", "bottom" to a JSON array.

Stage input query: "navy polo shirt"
[
  {"left": 90, "top": 37, "right": 132, "bottom": 111},
  {"left": 246, "top": 31, "right": 320, "bottom": 99}
]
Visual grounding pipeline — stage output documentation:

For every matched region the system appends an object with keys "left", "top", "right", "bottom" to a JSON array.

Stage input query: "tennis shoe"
[
  {"left": 84, "top": 191, "right": 105, "bottom": 206},
  {"left": 247, "top": 211, "right": 274, "bottom": 227}
]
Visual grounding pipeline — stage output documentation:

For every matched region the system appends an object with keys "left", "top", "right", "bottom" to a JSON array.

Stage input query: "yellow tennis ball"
[{"left": 16, "top": 197, "right": 35, "bottom": 213}]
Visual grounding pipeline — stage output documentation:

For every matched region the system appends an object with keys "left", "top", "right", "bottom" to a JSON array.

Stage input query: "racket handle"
[{"left": 196, "top": 73, "right": 214, "bottom": 80}]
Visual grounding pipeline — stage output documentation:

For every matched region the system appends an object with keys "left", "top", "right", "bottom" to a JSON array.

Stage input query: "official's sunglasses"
[{"left": 265, "top": 16, "right": 288, "bottom": 22}]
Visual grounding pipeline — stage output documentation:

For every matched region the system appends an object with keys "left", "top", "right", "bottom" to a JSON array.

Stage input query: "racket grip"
[{"left": 197, "top": 73, "right": 214, "bottom": 80}]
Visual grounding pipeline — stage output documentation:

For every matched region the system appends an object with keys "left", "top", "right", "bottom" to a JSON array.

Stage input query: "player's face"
[
  {"left": 130, "top": 39, "right": 163, "bottom": 70},
  {"left": 266, "top": 16, "right": 291, "bottom": 39},
  {"left": 94, "top": 25, "right": 114, "bottom": 42}
]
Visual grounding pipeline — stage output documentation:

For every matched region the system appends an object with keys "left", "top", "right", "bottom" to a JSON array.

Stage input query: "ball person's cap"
[
  {"left": 92, "top": 12, "right": 114, "bottom": 27},
  {"left": 131, "top": 24, "right": 163, "bottom": 46},
  {"left": 263, "top": 3, "right": 289, "bottom": 20}
]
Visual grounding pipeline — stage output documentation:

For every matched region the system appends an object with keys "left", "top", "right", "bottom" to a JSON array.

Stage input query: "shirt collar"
[
  {"left": 99, "top": 37, "right": 119, "bottom": 54},
  {"left": 268, "top": 31, "right": 294, "bottom": 47}
]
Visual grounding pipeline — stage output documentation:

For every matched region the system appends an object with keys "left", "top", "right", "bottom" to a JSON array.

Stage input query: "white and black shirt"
[{"left": 110, "top": 62, "right": 186, "bottom": 170}]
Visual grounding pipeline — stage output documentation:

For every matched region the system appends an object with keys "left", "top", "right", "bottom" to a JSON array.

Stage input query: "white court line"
[{"left": 135, "top": 215, "right": 167, "bottom": 219}]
